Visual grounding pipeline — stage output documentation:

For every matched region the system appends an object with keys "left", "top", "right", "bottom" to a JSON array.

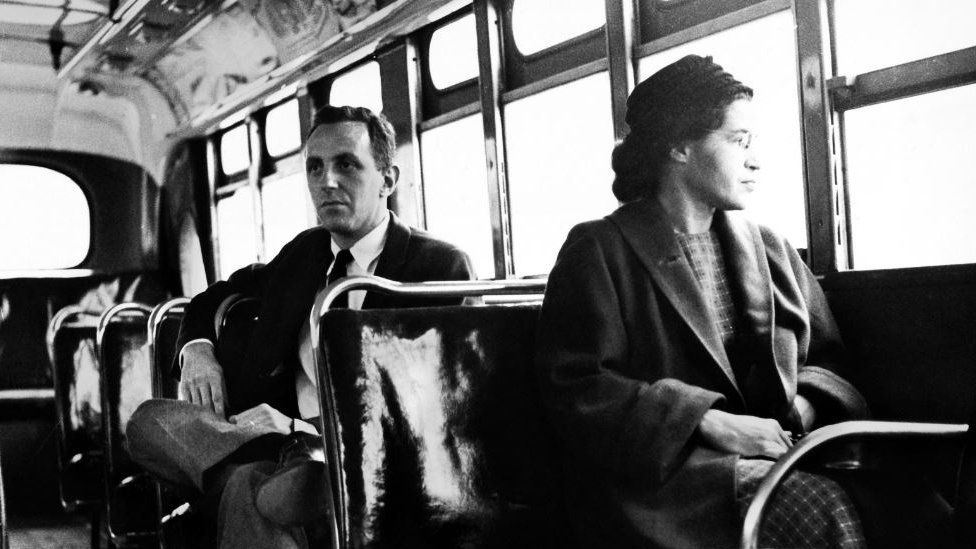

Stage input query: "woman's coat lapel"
[{"left": 608, "top": 199, "right": 789, "bottom": 411}]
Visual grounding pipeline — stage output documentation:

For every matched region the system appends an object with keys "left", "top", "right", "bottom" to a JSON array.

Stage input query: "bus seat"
[
  {"left": 312, "top": 276, "right": 566, "bottom": 549},
  {"left": 952, "top": 388, "right": 976, "bottom": 548},
  {"left": 96, "top": 303, "right": 158, "bottom": 546},
  {"left": 46, "top": 305, "right": 105, "bottom": 544},
  {"left": 151, "top": 294, "right": 257, "bottom": 549},
  {"left": 740, "top": 420, "right": 969, "bottom": 549},
  {"left": 1, "top": 445, "right": 8, "bottom": 549},
  {"left": 148, "top": 298, "right": 190, "bottom": 400},
  {"left": 212, "top": 294, "right": 261, "bottom": 383}
]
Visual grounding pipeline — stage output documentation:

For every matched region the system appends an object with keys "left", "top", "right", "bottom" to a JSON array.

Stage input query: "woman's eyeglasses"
[{"left": 704, "top": 129, "right": 757, "bottom": 150}]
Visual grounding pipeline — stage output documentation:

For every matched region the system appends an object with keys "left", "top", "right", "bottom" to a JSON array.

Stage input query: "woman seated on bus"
[{"left": 535, "top": 55, "right": 870, "bottom": 549}]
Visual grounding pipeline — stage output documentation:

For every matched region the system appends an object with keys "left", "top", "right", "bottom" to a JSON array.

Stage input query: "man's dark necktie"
[{"left": 327, "top": 249, "right": 354, "bottom": 309}]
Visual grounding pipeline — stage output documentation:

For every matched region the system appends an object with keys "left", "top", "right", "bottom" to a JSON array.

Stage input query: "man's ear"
[{"left": 381, "top": 165, "right": 400, "bottom": 196}]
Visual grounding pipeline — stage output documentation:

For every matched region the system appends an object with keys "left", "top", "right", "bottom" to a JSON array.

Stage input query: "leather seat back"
[{"left": 320, "top": 304, "right": 572, "bottom": 549}]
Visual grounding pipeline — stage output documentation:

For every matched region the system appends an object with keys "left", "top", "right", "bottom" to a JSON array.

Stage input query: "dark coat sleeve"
[
  {"left": 172, "top": 229, "right": 317, "bottom": 375},
  {"left": 535, "top": 224, "right": 724, "bottom": 486},
  {"left": 784, "top": 242, "right": 869, "bottom": 424}
]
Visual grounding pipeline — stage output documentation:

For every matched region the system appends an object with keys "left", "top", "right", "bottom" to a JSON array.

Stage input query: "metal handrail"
[
  {"left": 147, "top": 297, "right": 190, "bottom": 399},
  {"left": 741, "top": 420, "right": 969, "bottom": 549},
  {"left": 309, "top": 275, "right": 547, "bottom": 549},
  {"left": 46, "top": 305, "right": 100, "bottom": 366}
]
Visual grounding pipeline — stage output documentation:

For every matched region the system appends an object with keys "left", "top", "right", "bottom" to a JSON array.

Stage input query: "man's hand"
[
  {"left": 178, "top": 342, "right": 227, "bottom": 417},
  {"left": 229, "top": 403, "right": 292, "bottom": 435},
  {"left": 698, "top": 409, "right": 793, "bottom": 459}
]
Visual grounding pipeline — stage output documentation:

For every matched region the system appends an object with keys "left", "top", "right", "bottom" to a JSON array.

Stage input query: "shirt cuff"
[
  {"left": 294, "top": 418, "right": 319, "bottom": 435},
  {"left": 179, "top": 339, "right": 215, "bottom": 369}
]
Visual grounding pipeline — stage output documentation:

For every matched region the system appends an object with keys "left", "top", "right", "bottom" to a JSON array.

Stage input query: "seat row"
[
  {"left": 47, "top": 298, "right": 188, "bottom": 548},
  {"left": 46, "top": 276, "right": 976, "bottom": 549}
]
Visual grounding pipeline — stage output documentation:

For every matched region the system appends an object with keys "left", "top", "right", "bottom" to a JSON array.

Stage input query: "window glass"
[
  {"left": 844, "top": 84, "right": 976, "bottom": 270},
  {"left": 638, "top": 11, "right": 807, "bottom": 249},
  {"left": 420, "top": 114, "right": 494, "bottom": 278},
  {"left": 0, "top": 165, "right": 90, "bottom": 270},
  {"left": 220, "top": 124, "right": 250, "bottom": 175},
  {"left": 834, "top": 0, "right": 976, "bottom": 76},
  {"left": 265, "top": 99, "right": 301, "bottom": 157},
  {"left": 329, "top": 61, "right": 383, "bottom": 114},
  {"left": 262, "top": 172, "right": 313, "bottom": 259},
  {"left": 512, "top": 0, "right": 605, "bottom": 56},
  {"left": 505, "top": 72, "right": 618, "bottom": 276},
  {"left": 429, "top": 13, "right": 479, "bottom": 89},
  {"left": 216, "top": 186, "right": 258, "bottom": 278},
  {"left": 0, "top": 1, "right": 102, "bottom": 25}
]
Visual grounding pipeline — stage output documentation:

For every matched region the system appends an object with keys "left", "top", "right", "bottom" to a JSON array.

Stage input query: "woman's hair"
[{"left": 611, "top": 55, "right": 753, "bottom": 202}]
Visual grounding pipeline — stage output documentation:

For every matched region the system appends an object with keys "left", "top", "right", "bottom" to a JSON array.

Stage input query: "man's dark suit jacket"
[{"left": 176, "top": 211, "right": 474, "bottom": 416}]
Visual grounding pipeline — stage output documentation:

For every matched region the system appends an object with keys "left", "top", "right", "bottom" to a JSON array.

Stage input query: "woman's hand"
[
  {"left": 697, "top": 409, "right": 793, "bottom": 459},
  {"left": 229, "top": 403, "right": 292, "bottom": 435}
]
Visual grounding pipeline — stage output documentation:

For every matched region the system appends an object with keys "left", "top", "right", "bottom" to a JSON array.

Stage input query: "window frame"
[
  {"left": 500, "top": 0, "right": 607, "bottom": 92},
  {"left": 417, "top": 7, "right": 481, "bottom": 122},
  {"left": 825, "top": 4, "right": 976, "bottom": 272}
]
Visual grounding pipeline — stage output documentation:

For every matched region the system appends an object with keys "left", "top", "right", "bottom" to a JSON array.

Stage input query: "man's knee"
[{"left": 125, "top": 398, "right": 186, "bottom": 455}]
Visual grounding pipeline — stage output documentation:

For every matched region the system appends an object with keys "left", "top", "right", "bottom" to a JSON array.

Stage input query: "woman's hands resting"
[{"left": 697, "top": 409, "right": 793, "bottom": 459}]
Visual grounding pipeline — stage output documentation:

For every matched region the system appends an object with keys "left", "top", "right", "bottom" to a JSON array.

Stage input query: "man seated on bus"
[{"left": 127, "top": 105, "right": 474, "bottom": 547}]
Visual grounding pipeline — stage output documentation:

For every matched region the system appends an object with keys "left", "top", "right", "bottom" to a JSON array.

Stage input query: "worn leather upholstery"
[
  {"left": 150, "top": 310, "right": 185, "bottom": 400},
  {"left": 320, "top": 304, "right": 572, "bottom": 549},
  {"left": 1, "top": 444, "right": 8, "bottom": 549},
  {"left": 98, "top": 307, "right": 159, "bottom": 545},
  {"left": 48, "top": 311, "right": 105, "bottom": 512}
]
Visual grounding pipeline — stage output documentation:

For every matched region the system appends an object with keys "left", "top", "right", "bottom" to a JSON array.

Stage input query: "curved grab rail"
[
  {"left": 96, "top": 303, "right": 154, "bottom": 353},
  {"left": 741, "top": 420, "right": 969, "bottom": 549},
  {"left": 147, "top": 298, "right": 190, "bottom": 399},
  {"left": 46, "top": 305, "right": 100, "bottom": 366},
  {"left": 309, "top": 275, "right": 547, "bottom": 549},
  {"left": 147, "top": 298, "right": 190, "bottom": 346}
]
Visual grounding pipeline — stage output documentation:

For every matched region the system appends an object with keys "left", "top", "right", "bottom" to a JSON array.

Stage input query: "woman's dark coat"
[{"left": 535, "top": 198, "right": 867, "bottom": 549}]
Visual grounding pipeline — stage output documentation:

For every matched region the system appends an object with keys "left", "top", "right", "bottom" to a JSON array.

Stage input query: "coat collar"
[
  {"left": 608, "top": 199, "right": 777, "bottom": 401},
  {"left": 363, "top": 211, "right": 410, "bottom": 308}
]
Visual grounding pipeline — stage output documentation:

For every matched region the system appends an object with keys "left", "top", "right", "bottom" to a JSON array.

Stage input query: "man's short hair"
[{"left": 306, "top": 105, "right": 397, "bottom": 172}]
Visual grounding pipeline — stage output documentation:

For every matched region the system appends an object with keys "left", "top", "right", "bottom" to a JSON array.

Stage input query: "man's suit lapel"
[
  {"left": 609, "top": 199, "right": 741, "bottom": 399},
  {"left": 363, "top": 212, "right": 410, "bottom": 309}
]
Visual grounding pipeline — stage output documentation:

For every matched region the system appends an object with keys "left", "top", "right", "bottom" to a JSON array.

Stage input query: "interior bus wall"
[{"left": 0, "top": 62, "right": 178, "bottom": 185}]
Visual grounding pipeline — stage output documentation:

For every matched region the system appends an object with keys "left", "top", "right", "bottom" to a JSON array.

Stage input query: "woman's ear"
[{"left": 669, "top": 143, "right": 690, "bottom": 164}]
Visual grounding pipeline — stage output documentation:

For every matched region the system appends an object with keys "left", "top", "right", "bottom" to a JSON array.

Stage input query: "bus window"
[
  {"left": 261, "top": 172, "right": 313, "bottom": 259},
  {"left": 329, "top": 61, "right": 383, "bottom": 113},
  {"left": 216, "top": 184, "right": 259, "bottom": 278},
  {"left": 834, "top": 0, "right": 976, "bottom": 76},
  {"left": 0, "top": 0, "right": 102, "bottom": 25},
  {"left": 505, "top": 72, "right": 617, "bottom": 277},
  {"left": 511, "top": 0, "right": 604, "bottom": 56},
  {"left": 0, "top": 165, "right": 90, "bottom": 270},
  {"left": 844, "top": 84, "right": 976, "bottom": 270},
  {"left": 428, "top": 13, "right": 478, "bottom": 90},
  {"left": 220, "top": 124, "right": 250, "bottom": 175},
  {"left": 420, "top": 114, "right": 494, "bottom": 279},
  {"left": 265, "top": 99, "right": 301, "bottom": 158},
  {"left": 638, "top": 10, "right": 806, "bottom": 249}
]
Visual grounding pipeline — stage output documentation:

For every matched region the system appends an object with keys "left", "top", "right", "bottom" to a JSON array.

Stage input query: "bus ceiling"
[{"left": 0, "top": 0, "right": 466, "bottom": 136}]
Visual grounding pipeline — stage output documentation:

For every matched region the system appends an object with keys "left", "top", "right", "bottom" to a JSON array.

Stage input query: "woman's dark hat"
[{"left": 625, "top": 54, "right": 749, "bottom": 129}]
